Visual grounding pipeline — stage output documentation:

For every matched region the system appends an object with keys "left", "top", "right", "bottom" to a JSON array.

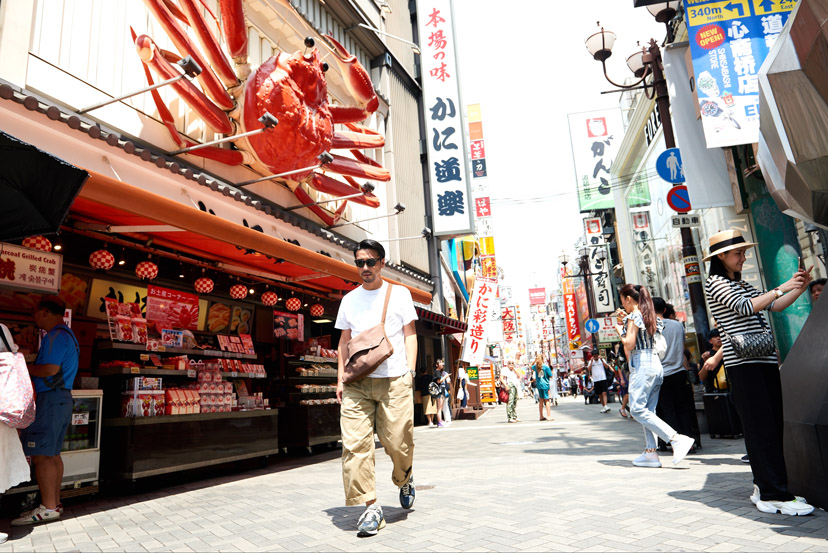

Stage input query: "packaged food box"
[
  {"left": 126, "top": 377, "right": 162, "bottom": 391},
  {"left": 198, "top": 370, "right": 213, "bottom": 383},
  {"left": 121, "top": 391, "right": 165, "bottom": 417}
]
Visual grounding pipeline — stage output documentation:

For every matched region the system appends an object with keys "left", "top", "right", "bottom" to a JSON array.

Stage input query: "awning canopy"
[
  {"left": 415, "top": 306, "right": 467, "bottom": 334},
  {"left": 73, "top": 171, "right": 432, "bottom": 304}
]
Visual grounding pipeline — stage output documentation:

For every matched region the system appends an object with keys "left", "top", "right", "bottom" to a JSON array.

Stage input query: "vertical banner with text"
[
  {"left": 461, "top": 278, "right": 497, "bottom": 365},
  {"left": 568, "top": 109, "right": 625, "bottom": 212},
  {"left": 418, "top": 0, "right": 473, "bottom": 236}
]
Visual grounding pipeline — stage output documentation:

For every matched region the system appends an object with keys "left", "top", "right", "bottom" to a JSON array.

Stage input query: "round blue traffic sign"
[
  {"left": 667, "top": 185, "right": 692, "bottom": 213},
  {"left": 585, "top": 318, "right": 600, "bottom": 334},
  {"left": 656, "top": 148, "right": 685, "bottom": 184}
]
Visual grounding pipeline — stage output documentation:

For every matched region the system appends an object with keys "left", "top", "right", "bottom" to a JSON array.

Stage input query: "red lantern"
[
  {"left": 261, "top": 291, "right": 278, "bottom": 306},
  {"left": 22, "top": 236, "right": 52, "bottom": 252},
  {"left": 89, "top": 249, "right": 115, "bottom": 271},
  {"left": 310, "top": 304, "right": 325, "bottom": 317},
  {"left": 135, "top": 260, "right": 158, "bottom": 280},
  {"left": 285, "top": 297, "right": 302, "bottom": 312},
  {"left": 229, "top": 284, "right": 248, "bottom": 299},
  {"left": 194, "top": 277, "right": 214, "bottom": 294}
]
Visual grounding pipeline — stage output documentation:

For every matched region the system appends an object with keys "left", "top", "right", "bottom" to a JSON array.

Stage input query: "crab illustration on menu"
[{"left": 145, "top": 285, "right": 200, "bottom": 349}]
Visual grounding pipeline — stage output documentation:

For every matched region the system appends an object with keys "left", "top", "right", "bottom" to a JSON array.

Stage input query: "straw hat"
[{"left": 702, "top": 229, "right": 758, "bottom": 262}]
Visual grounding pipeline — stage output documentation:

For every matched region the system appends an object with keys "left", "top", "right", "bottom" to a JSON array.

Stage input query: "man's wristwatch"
[{"left": 773, "top": 288, "right": 784, "bottom": 298}]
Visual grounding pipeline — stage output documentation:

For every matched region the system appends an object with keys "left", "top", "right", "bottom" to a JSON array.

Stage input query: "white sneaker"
[
  {"left": 670, "top": 434, "right": 695, "bottom": 466},
  {"left": 427, "top": 422, "right": 435, "bottom": 428},
  {"left": 11, "top": 505, "right": 60, "bottom": 526},
  {"left": 600, "top": 406, "right": 611, "bottom": 413},
  {"left": 755, "top": 496, "right": 814, "bottom": 516},
  {"left": 750, "top": 485, "right": 807, "bottom": 506},
  {"left": 632, "top": 451, "right": 662, "bottom": 468},
  {"left": 0, "top": 531, "right": 7, "bottom": 544}
]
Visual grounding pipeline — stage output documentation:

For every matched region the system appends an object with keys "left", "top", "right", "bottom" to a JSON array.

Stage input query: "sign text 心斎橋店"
[
  {"left": 418, "top": 0, "right": 474, "bottom": 236},
  {"left": 686, "top": 0, "right": 798, "bottom": 148}
]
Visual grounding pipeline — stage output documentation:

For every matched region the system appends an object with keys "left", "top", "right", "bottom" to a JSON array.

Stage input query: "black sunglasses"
[{"left": 354, "top": 258, "right": 381, "bottom": 268}]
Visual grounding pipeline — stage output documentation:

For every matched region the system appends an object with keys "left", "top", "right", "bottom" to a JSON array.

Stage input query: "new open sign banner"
[{"left": 685, "top": 0, "right": 797, "bottom": 147}]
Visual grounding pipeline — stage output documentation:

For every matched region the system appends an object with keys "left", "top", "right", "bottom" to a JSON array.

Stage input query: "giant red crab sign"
[{"left": 133, "top": 0, "right": 388, "bottom": 225}]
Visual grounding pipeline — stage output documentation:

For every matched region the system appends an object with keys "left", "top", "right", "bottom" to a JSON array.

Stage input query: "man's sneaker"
[
  {"left": 670, "top": 434, "right": 695, "bottom": 466},
  {"left": 755, "top": 496, "right": 814, "bottom": 516},
  {"left": 11, "top": 505, "right": 60, "bottom": 526},
  {"left": 356, "top": 504, "right": 385, "bottom": 537},
  {"left": 399, "top": 477, "right": 415, "bottom": 509},
  {"left": 741, "top": 454, "right": 750, "bottom": 463},
  {"left": 749, "top": 485, "right": 807, "bottom": 507},
  {"left": 632, "top": 451, "right": 662, "bottom": 468}
]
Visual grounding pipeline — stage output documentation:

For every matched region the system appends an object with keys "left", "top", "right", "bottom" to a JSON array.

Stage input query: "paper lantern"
[
  {"left": 285, "top": 297, "right": 302, "bottom": 312},
  {"left": 89, "top": 249, "right": 115, "bottom": 271},
  {"left": 135, "top": 260, "right": 158, "bottom": 280},
  {"left": 194, "top": 277, "right": 214, "bottom": 294},
  {"left": 310, "top": 304, "right": 325, "bottom": 317},
  {"left": 22, "top": 236, "right": 52, "bottom": 252},
  {"left": 261, "top": 291, "right": 278, "bottom": 306},
  {"left": 229, "top": 284, "right": 248, "bottom": 299}
]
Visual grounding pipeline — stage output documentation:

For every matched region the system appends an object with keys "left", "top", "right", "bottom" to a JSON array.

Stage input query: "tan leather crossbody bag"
[{"left": 342, "top": 285, "right": 394, "bottom": 383}]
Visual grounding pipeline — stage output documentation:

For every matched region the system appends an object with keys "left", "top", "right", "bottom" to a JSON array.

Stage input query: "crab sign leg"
[
  {"left": 327, "top": 153, "right": 390, "bottom": 181},
  {"left": 324, "top": 34, "right": 379, "bottom": 120},
  {"left": 142, "top": 0, "right": 234, "bottom": 110},
  {"left": 134, "top": 34, "right": 234, "bottom": 135},
  {"left": 310, "top": 173, "right": 381, "bottom": 207},
  {"left": 291, "top": 185, "right": 336, "bottom": 226},
  {"left": 331, "top": 130, "right": 384, "bottom": 149},
  {"left": 219, "top": 0, "right": 249, "bottom": 59},
  {"left": 176, "top": 0, "right": 238, "bottom": 86}
]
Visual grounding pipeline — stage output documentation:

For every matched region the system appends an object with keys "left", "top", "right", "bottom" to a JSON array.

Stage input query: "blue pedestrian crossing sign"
[
  {"left": 656, "top": 148, "right": 685, "bottom": 184},
  {"left": 585, "top": 318, "right": 600, "bottom": 334}
]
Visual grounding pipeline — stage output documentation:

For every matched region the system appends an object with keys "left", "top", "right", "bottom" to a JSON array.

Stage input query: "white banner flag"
[{"left": 461, "top": 278, "right": 497, "bottom": 365}]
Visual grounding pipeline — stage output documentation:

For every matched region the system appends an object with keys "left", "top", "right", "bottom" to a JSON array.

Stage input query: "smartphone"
[{"left": 798, "top": 256, "right": 806, "bottom": 271}]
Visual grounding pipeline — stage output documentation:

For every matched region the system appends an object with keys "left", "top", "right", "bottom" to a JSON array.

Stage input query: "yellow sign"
[
  {"left": 686, "top": 0, "right": 751, "bottom": 25},
  {"left": 466, "top": 104, "right": 482, "bottom": 123},
  {"left": 478, "top": 236, "right": 495, "bottom": 256},
  {"left": 752, "top": 0, "right": 796, "bottom": 15}
]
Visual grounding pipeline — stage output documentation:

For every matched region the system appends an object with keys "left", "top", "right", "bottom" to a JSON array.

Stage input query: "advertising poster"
[
  {"left": 274, "top": 310, "right": 304, "bottom": 341},
  {"left": 461, "top": 278, "right": 496, "bottom": 365},
  {"left": 145, "top": 285, "right": 200, "bottom": 349},
  {"left": 575, "top": 281, "right": 592, "bottom": 343},
  {"left": 477, "top": 365, "right": 497, "bottom": 404},
  {"left": 0, "top": 242, "right": 62, "bottom": 294},
  {"left": 685, "top": 0, "right": 797, "bottom": 147},
  {"left": 561, "top": 267, "right": 581, "bottom": 349},
  {"left": 568, "top": 109, "right": 625, "bottom": 212},
  {"left": 418, "top": 0, "right": 473, "bottom": 236},
  {"left": 528, "top": 288, "right": 546, "bottom": 306}
]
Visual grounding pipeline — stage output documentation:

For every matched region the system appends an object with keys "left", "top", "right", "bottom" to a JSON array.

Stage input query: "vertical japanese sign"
[
  {"left": 686, "top": 0, "right": 797, "bottom": 148},
  {"left": 568, "top": 109, "right": 625, "bottom": 212},
  {"left": 588, "top": 246, "right": 615, "bottom": 315},
  {"left": 461, "top": 278, "right": 496, "bottom": 365},
  {"left": 501, "top": 305, "right": 516, "bottom": 342},
  {"left": 632, "top": 211, "right": 659, "bottom": 292},
  {"left": 467, "top": 103, "right": 487, "bottom": 178},
  {"left": 561, "top": 267, "right": 581, "bottom": 349},
  {"left": 418, "top": 0, "right": 473, "bottom": 236}
]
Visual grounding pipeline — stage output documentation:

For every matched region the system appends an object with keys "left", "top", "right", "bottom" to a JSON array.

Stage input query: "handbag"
[
  {"left": 428, "top": 381, "right": 441, "bottom": 397},
  {"left": 342, "top": 285, "right": 395, "bottom": 383},
  {"left": 726, "top": 315, "right": 775, "bottom": 360},
  {"left": 0, "top": 329, "right": 36, "bottom": 429},
  {"left": 653, "top": 331, "right": 668, "bottom": 359}
]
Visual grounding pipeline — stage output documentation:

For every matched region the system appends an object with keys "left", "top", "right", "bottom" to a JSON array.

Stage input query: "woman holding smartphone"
[{"left": 703, "top": 230, "right": 814, "bottom": 516}]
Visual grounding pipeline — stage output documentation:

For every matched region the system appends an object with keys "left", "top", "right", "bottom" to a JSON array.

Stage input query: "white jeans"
[{"left": 629, "top": 350, "right": 677, "bottom": 450}]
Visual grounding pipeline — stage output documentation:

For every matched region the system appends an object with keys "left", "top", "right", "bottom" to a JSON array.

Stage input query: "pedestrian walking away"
[
  {"left": 457, "top": 366, "right": 470, "bottom": 409},
  {"left": 13, "top": 296, "right": 79, "bottom": 527},
  {"left": 703, "top": 229, "right": 815, "bottom": 516},
  {"left": 501, "top": 361, "right": 521, "bottom": 422},
  {"left": 653, "top": 298, "right": 701, "bottom": 451},
  {"left": 335, "top": 240, "right": 419, "bottom": 536},
  {"left": 588, "top": 349, "right": 612, "bottom": 413},
  {"left": 615, "top": 284, "right": 695, "bottom": 469},
  {"left": 1, "top": 324, "right": 34, "bottom": 542},
  {"left": 532, "top": 354, "right": 554, "bottom": 421},
  {"left": 433, "top": 359, "right": 451, "bottom": 427}
]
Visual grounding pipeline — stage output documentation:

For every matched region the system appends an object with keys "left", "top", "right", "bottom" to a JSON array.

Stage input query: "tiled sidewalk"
[{"left": 2, "top": 395, "right": 826, "bottom": 552}]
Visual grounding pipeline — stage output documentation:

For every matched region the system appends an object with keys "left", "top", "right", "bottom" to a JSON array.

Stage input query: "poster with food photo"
[
  {"left": 230, "top": 305, "right": 253, "bottom": 335},
  {"left": 273, "top": 311, "right": 304, "bottom": 342}
]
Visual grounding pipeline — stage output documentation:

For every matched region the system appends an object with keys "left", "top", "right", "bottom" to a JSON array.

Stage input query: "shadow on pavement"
[
  {"left": 668, "top": 472, "right": 828, "bottom": 536},
  {"left": 323, "top": 505, "right": 410, "bottom": 534},
  {"left": 2, "top": 525, "right": 33, "bottom": 545}
]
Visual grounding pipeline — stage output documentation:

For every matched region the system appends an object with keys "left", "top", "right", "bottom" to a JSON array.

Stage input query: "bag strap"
[
  {"left": 0, "top": 326, "right": 13, "bottom": 353},
  {"left": 381, "top": 284, "right": 393, "bottom": 324}
]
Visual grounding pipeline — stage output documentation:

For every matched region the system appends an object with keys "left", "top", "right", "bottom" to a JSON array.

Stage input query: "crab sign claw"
[{"left": 324, "top": 33, "right": 379, "bottom": 121}]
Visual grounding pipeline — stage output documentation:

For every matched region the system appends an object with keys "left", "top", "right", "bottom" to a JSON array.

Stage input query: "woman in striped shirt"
[
  {"left": 615, "top": 284, "right": 695, "bottom": 468},
  {"left": 703, "top": 230, "right": 814, "bottom": 516}
]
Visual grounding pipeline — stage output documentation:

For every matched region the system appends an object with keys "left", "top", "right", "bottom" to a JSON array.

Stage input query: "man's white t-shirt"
[
  {"left": 335, "top": 282, "right": 418, "bottom": 378},
  {"left": 590, "top": 359, "right": 607, "bottom": 382}
]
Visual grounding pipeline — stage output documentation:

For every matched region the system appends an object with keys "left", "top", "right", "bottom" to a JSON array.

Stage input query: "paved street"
[{"left": 2, "top": 395, "right": 827, "bottom": 552}]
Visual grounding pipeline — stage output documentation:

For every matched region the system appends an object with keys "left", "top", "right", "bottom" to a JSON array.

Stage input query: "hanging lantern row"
[
  {"left": 89, "top": 249, "right": 115, "bottom": 271},
  {"left": 261, "top": 291, "right": 279, "bottom": 306},
  {"left": 22, "top": 236, "right": 52, "bottom": 252},
  {"left": 285, "top": 297, "right": 302, "bottom": 312},
  {"left": 310, "top": 304, "right": 325, "bottom": 317},
  {"left": 194, "top": 277, "right": 214, "bottom": 294},
  {"left": 229, "top": 283, "right": 248, "bottom": 300}
]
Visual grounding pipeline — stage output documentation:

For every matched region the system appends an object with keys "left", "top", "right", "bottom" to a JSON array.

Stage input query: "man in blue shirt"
[{"left": 13, "top": 296, "right": 79, "bottom": 526}]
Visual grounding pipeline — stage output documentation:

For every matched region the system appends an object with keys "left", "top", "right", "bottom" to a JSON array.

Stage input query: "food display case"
[
  {"left": 8, "top": 389, "right": 103, "bottom": 498},
  {"left": 278, "top": 356, "right": 341, "bottom": 452}
]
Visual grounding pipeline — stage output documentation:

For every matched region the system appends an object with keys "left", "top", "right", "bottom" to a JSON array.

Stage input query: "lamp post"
[{"left": 585, "top": 17, "right": 710, "bottom": 354}]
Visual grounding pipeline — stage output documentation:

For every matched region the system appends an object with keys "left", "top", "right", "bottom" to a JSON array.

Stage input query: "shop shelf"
[
  {"left": 288, "top": 376, "right": 337, "bottom": 381},
  {"left": 103, "top": 409, "right": 277, "bottom": 427},
  {"left": 219, "top": 371, "right": 267, "bottom": 379},
  {"left": 96, "top": 366, "right": 196, "bottom": 377},
  {"left": 97, "top": 341, "right": 257, "bottom": 359},
  {"left": 289, "top": 356, "right": 337, "bottom": 364}
]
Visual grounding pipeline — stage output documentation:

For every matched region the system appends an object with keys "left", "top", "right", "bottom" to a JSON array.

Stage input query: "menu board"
[
  {"left": 206, "top": 301, "right": 253, "bottom": 335},
  {"left": 477, "top": 365, "right": 497, "bottom": 404},
  {"left": 274, "top": 311, "right": 303, "bottom": 341}
]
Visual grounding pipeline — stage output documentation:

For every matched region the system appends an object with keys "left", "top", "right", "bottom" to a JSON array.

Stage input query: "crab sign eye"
[{"left": 322, "top": 62, "right": 329, "bottom": 72}]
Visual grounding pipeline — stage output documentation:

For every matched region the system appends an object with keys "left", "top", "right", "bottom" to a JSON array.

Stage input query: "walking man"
[
  {"left": 13, "top": 296, "right": 78, "bottom": 525},
  {"left": 652, "top": 298, "right": 699, "bottom": 450},
  {"left": 336, "top": 240, "right": 418, "bottom": 537}
]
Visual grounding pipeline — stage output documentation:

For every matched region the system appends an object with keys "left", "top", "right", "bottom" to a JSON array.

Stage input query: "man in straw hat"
[{"left": 702, "top": 229, "right": 814, "bottom": 516}]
